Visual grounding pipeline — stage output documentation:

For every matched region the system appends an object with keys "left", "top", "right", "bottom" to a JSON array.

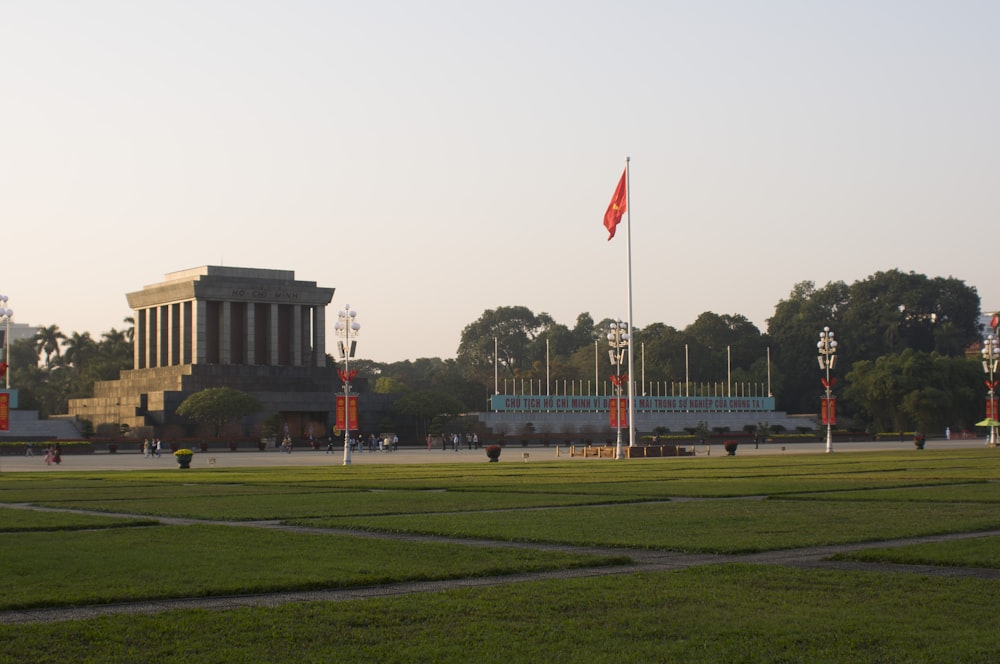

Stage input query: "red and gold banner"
[
  {"left": 335, "top": 395, "right": 358, "bottom": 431},
  {"left": 609, "top": 398, "right": 628, "bottom": 428},
  {"left": 0, "top": 393, "right": 8, "bottom": 431},
  {"left": 821, "top": 396, "right": 837, "bottom": 425},
  {"left": 987, "top": 397, "right": 999, "bottom": 421}
]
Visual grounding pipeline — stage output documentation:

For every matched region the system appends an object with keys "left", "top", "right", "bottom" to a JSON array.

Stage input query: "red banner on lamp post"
[
  {"left": 986, "top": 397, "right": 999, "bottom": 421},
  {"left": 609, "top": 398, "right": 628, "bottom": 428},
  {"left": 821, "top": 397, "right": 837, "bottom": 425},
  {"left": 335, "top": 395, "right": 358, "bottom": 431},
  {"left": 0, "top": 393, "right": 8, "bottom": 431}
]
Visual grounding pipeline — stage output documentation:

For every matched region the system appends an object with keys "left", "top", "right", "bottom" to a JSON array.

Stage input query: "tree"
[
  {"left": 843, "top": 350, "right": 980, "bottom": 433},
  {"left": 456, "top": 306, "right": 549, "bottom": 382},
  {"left": 374, "top": 376, "right": 410, "bottom": 394},
  {"left": 62, "top": 332, "right": 98, "bottom": 368},
  {"left": 766, "top": 281, "right": 850, "bottom": 413},
  {"left": 33, "top": 325, "right": 66, "bottom": 367},
  {"left": 767, "top": 272, "right": 981, "bottom": 417},
  {"left": 839, "top": 270, "right": 980, "bottom": 360},
  {"left": 393, "top": 389, "right": 467, "bottom": 440},
  {"left": 684, "top": 312, "right": 768, "bottom": 384},
  {"left": 176, "top": 387, "right": 262, "bottom": 437}
]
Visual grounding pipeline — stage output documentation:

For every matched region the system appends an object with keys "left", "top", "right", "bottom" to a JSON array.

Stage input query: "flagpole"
[{"left": 624, "top": 156, "right": 636, "bottom": 458}]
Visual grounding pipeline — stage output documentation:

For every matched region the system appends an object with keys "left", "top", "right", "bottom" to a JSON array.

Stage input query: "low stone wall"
[
  {"left": 568, "top": 445, "right": 617, "bottom": 458},
  {"left": 625, "top": 444, "right": 694, "bottom": 458},
  {"left": 565, "top": 443, "right": 695, "bottom": 458}
]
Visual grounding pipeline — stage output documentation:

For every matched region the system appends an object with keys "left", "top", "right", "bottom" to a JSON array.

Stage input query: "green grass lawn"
[
  {"left": 300, "top": 498, "right": 1000, "bottom": 552},
  {"left": 0, "top": 523, "right": 627, "bottom": 611},
  {"left": 1, "top": 448, "right": 998, "bottom": 662},
  {"left": 1, "top": 566, "right": 997, "bottom": 663},
  {"left": 832, "top": 535, "right": 1000, "bottom": 568}
]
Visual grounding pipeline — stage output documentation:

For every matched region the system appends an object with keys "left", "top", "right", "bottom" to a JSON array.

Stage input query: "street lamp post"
[
  {"left": 335, "top": 305, "right": 360, "bottom": 466},
  {"left": 982, "top": 334, "right": 999, "bottom": 448},
  {"left": 0, "top": 295, "right": 12, "bottom": 390},
  {"left": 817, "top": 326, "right": 838, "bottom": 454},
  {"left": 607, "top": 320, "right": 630, "bottom": 460}
]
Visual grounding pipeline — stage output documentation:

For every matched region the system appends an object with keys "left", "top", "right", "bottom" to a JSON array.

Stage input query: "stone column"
[
  {"left": 292, "top": 305, "right": 303, "bottom": 366},
  {"left": 193, "top": 299, "right": 206, "bottom": 364},
  {"left": 166, "top": 303, "right": 176, "bottom": 366},
  {"left": 147, "top": 307, "right": 159, "bottom": 368},
  {"left": 246, "top": 303, "right": 256, "bottom": 365},
  {"left": 135, "top": 308, "right": 147, "bottom": 369},
  {"left": 313, "top": 305, "right": 326, "bottom": 367},
  {"left": 159, "top": 304, "right": 170, "bottom": 367},
  {"left": 299, "top": 306, "right": 312, "bottom": 367},
  {"left": 269, "top": 303, "right": 279, "bottom": 365},
  {"left": 221, "top": 301, "right": 232, "bottom": 364},
  {"left": 180, "top": 300, "right": 191, "bottom": 365}
]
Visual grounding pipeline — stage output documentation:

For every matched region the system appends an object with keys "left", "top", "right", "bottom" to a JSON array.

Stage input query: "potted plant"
[
  {"left": 913, "top": 432, "right": 926, "bottom": 450},
  {"left": 199, "top": 441, "right": 209, "bottom": 453},
  {"left": 485, "top": 445, "right": 502, "bottom": 462},
  {"left": 174, "top": 448, "right": 194, "bottom": 469},
  {"left": 723, "top": 440, "right": 739, "bottom": 456}
]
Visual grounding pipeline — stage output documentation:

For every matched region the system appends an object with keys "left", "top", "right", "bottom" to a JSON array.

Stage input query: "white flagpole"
[{"left": 624, "top": 156, "right": 636, "bottom": 456}]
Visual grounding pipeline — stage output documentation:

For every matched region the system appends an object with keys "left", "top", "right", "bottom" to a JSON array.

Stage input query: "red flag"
[{"left": 603, "top": 169, "right": 627, "bottom": 240}]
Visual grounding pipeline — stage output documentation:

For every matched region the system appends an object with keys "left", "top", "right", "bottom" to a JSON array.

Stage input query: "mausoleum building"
[{"left": 69, "top": 266, "right": 339, "bottom": 438}]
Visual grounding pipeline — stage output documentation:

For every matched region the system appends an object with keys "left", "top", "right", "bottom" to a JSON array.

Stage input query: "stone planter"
[
  {"left": 485, "top": 446, "right": 502, "bottom": 462},
  {"left": 176, "top": 454, "right": 193, "bottom": 469}
]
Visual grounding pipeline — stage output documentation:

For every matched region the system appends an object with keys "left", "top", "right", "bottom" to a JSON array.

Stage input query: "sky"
[{"left": 2, "top": 1, "right": 998, "bottom": 363}]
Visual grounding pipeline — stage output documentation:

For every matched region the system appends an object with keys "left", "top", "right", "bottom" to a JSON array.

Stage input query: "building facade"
[{"left": 69, "top": 266, "right": 340, "bottom": 438}]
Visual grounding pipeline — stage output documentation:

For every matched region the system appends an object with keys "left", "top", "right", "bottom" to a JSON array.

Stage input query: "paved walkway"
[{"left": 0, "top": 438, "right": 990, "bottom": 472}]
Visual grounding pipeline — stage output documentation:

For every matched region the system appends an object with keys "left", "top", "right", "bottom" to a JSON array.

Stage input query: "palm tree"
[
  {"left": 100, "top": 328, "right": 132, "bottom": 363},
  {"left": 63, "top": 331, "right": 98, "bottom": 368},
  {"left": 123, "top": 316, "right": 135, "bottom": 344},
  {"left": 33, "top": 325, "right": 66, "bottom": 367}
]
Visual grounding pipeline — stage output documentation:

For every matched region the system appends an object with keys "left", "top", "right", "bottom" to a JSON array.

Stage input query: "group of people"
[
  {"left": 25, "top": 442, "right": 63, "bottom": 465},
  {"left": 430, "top": 432, "right": 479, "bottom": 451},
  {"left": 42, "top": 444, "right": 62, "bottom": 465},
  {"left": 333, "top": 432, "right": 399, "bottom": 453},
  {"left": 142, "top": 438, "right": 163, "bottom": 458}
]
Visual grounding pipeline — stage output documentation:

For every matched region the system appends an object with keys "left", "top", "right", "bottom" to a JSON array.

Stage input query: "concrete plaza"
[{"left": 0, "top": 437, "right": 989, "bottom": 472}]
